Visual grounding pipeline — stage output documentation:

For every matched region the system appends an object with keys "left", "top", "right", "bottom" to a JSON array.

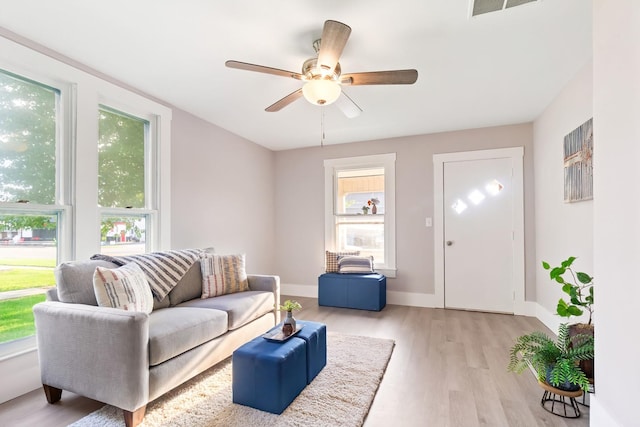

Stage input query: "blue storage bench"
[
  {"left": 318, "top": 273, "right": 386, "bottom": 311},
  {"left": 232, "top": 336, "right": 307, "bottom": 414}
]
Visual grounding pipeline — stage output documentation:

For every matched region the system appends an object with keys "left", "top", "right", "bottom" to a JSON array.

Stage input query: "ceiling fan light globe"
[{"left": 302, "top": 79, "right": 341, "bottom": 106}]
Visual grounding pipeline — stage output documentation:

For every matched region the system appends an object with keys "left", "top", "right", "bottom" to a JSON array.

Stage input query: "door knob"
[{"left": 446, "top": 240, "right": 453, "bottom": 246}]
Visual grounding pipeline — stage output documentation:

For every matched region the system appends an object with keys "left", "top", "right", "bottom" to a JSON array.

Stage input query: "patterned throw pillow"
[
  {"left": 337, "top": 255, "right": 375, "bottom": 274},
  {"left": 93, "top": 263, "right": 154, "bottom": 314},
  {"left": 200, "top": 253, "right": 249, "bottom": 298},
  {"left": 325, "top": 250, "right": 360, "bottom": 273}
]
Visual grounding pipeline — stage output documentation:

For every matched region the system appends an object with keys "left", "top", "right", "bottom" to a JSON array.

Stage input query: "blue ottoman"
[
  {"left": 232, "top": 337, "right": 307, "bottom": 414},
  {"left": 318, "top": 273, "right": 386, "bottom": 311},
  {"left": 292, "top": 321, "right": 327, "bottom": 384}
]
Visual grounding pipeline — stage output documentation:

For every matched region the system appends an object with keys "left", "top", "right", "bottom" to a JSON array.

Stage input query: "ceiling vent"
[{"left": 471, "top": 0, "right": 538, "bottom": 17}]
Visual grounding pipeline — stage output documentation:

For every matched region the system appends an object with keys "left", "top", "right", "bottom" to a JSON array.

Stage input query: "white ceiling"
[{"left": 0, "top": 0, "right": 592, "bottom": 151}]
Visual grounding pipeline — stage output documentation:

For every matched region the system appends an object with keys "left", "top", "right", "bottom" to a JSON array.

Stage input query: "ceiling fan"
[{"left": 225, "top": 20, "right": 418, "bottom": 118}]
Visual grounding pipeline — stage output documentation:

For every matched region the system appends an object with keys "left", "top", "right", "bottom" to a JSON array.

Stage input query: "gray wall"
[
  {"left": 274, "top": 123, "right": 535, "bottom": 300},
  {"left": 591, "top": 1, "right": 640, "bottom": 424},
  {"left": 171, "top": 109, "right": 276, "bottom": 274},
  {"left": 533, "top": 61, "right": 593, "bottom": 329}
]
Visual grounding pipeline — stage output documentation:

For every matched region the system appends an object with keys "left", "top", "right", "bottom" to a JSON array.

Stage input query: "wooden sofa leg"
[
  {"left": 42, "top": 384, "right": 62, "bottom": 404},
  {"left": 123, "top": 405, "right": 147, "bottom": 427}
]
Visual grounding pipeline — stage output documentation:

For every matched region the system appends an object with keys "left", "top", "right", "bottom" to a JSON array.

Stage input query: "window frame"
[
  {"left": 0, "top": 36, "right": 172, "bottom": 364},
  {"left": 0, "top": 67, "right": 72, "bottom": 357},
  {"left": 324, "top": 153, "right": 396, "bottom": 277},
  {"left": 97, "top": 103, "right": 158, "bottom": 254}
]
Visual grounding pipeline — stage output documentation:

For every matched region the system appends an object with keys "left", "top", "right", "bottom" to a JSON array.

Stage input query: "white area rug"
[{"left": 69, "top": 333, "right": 395, "bottom": 427}]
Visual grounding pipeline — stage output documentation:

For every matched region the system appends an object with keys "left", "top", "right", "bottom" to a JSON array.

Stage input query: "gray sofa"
[{"left": 33, "top": 257, "right": 280, "bottom": 427}]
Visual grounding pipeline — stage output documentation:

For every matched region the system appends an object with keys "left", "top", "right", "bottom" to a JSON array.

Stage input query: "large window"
[
  {"left": 325, "top": 154, "right": 396, "bottom": 276},
  {"left": 0, "top": 36, "right": 172, "bottom": 396},
  {"left": 98, "top": 106, "right": 152, "bottom": 256},
  {"left": 0, "top": 69, "right": 65, "bottom": 348}
]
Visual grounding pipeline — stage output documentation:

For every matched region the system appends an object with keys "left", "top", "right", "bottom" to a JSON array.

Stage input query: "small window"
[
  {"left": 325, "top": 154, "right": 396, "bottom": 276},
  {"left": 100, "top": 215, "right": 146, "bottom": 256},
  {"left": 98, "top": 106, "right": 154, "bottom": 255},
  {"left": 98, "top": 107, "right": 147, "bottom": 209},
  {"left": 0, "top": 69, "right": 58, "bottom": 204},
  {"left": 0, "top": 213, "right": 57, "bottom": 344}
]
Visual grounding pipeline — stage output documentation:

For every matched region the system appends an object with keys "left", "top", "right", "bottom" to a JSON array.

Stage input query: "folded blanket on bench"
[{"left": 92, "top": 248, "right": 202, "bottom": 300}]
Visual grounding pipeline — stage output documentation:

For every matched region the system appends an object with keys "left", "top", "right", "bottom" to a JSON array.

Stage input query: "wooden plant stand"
[{"left": 538, "top": 380, "right": 583, "bottom": 418}]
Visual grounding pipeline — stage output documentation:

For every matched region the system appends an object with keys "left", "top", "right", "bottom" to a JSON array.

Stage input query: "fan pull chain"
[{"left": 320, "top": 108, "right": 325, "bottom": 147}]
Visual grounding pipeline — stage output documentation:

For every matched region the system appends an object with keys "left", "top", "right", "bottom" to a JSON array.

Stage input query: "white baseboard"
[
  {"left": 514, "top": 301, "right": 537, "bottom": 317},
  {"left": 281, "top": 285, "right": 565, "bottom": 315},
  {"left": 281, "top": 283, "right": 318, "bottom": 298},
  {"left": 590, "top": 395, "right": 621, "bottom": 427},
  {"left": 386, "top": 290, "right": 438, "bottom": 307},
  {"left": 281, "top": 283, "right": 440, "bottom": 308},
  {"left": 534, "top": 303, "right": 563, "bottom": 333}
]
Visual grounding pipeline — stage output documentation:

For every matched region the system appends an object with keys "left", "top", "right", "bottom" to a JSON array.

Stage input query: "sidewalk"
[{"left": 0, "top": 287, "right": 52, "bottom": 301}]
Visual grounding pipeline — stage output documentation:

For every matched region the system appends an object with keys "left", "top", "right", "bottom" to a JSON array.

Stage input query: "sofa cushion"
[
  {"left": 178, "top": 291, "right": 274, "bottom": 330},
  {"left": 93, "top": 263, "right": 154, "bottom": 314},
  {"left": 55, "top": 259, "right": 119, "bottom": 305},
  {"left": 153, "top": 294, "right": 170, "bottom": 310},
  {"left": 200, "top": 253, "right": 249, "bottom": 298},
  {"left": 148, "top": 307, "right": 228, "bottom": 366},
  {"left": 168, "top": 261, "right": 203, "bottom": 307}
]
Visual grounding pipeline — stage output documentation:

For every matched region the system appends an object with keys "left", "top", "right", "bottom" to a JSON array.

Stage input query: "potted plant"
[
  {"left": 542, "top": 256, "right": 594, "bottom": 326},
  {"left": 508, "top": 323, "right": 594, "bottom": 392},
  {"left": 279, "top": 299, "right": 302, "bottom": 336},
  {"left": 542, "top": 256, "right": 594, "bottom": 378}
]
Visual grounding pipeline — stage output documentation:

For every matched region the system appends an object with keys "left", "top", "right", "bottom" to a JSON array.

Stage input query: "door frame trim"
[{"left": 433, "top": 147, "right": 525, "bottom": 313}]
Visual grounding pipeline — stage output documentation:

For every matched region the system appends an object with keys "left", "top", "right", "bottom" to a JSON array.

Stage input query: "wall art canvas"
[{"left": 564, "top": 118, "right": 593, "bottom": 203}]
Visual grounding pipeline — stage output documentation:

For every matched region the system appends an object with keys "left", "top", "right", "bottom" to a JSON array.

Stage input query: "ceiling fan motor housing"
[{"left": 302, "top": 57, "right": 341, "bottom": 81}]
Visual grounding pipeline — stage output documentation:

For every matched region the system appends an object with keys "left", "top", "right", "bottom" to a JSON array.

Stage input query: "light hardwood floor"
[{"left": 0, "top": 297, "right": 590, "bottom": 427}]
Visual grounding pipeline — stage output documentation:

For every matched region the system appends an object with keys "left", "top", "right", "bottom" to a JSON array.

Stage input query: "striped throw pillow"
[
  {"left": 200, "top": 253, "right": 249, "bottom": 298},
  {"left": 337, "top": 255, "right": 375, "bottom": 274},
  {"left": 325, "top": 250, "right": 360, "bottom": 273},
  {"left": 93, "top": 263, "right": 154, "bottom": 314}
]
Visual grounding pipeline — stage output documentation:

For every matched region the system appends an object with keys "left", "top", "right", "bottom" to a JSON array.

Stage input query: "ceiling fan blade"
[
  {"left": 265, "top": 89, "right": 304, "bottom": 112},
  {"left": 316, "top": 20, "right": 351, "bottom": 74},
  {"left": 341, "top": 69, "right": 418, "bottom": 85},
  {"left": 226, "top": 60, "right": 304, "bottom": 80},
  {"left": 335, "top": 90, "right": 362, "bottom": 119}
]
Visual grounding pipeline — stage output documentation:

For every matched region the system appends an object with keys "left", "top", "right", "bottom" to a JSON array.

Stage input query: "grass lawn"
[
  {"left": 0, "top": 268, "right": 55, "bottom": 292},
  {"left": 0, "top": 258, "right": 56, "bottom": 268},
  {"left": 0, "top": 294, "right": 47, "bottom": 343}
]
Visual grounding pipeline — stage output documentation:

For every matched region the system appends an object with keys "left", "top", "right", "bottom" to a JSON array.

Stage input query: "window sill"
[
  {"left": 375, "top": 268, "right": 396, "bottom": 278},
  {"left": 0, "top": 336, "right": 37, "bottom": 362}
]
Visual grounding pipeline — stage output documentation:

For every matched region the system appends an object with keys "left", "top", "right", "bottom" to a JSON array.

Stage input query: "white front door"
[{"left": 443, "top": 156, "right": 515, "bottom": 313}]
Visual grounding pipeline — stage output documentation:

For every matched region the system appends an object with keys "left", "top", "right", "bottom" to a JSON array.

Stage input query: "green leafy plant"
[
  {"left": 279, "top": 300, "right": 302, "bottom": 312},
  {"left": 508, "top": 323, "right": 594, "bottom": 391},
  {"left": 542, "top": 257, "right": 594, "bottom": 325}
]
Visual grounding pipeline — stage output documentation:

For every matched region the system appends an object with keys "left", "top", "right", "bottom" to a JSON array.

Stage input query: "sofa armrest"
[
  {"left": 247, "top": 274, "right": 280, "bottom": 323},
  {"left": 33, "top": 301, "right": 150, "bottom": 411}
]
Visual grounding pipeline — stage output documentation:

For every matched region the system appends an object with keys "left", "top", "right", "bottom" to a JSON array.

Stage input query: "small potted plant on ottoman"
[{"left": 279, "top": 300, "right": 302, "bottom": 336}]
